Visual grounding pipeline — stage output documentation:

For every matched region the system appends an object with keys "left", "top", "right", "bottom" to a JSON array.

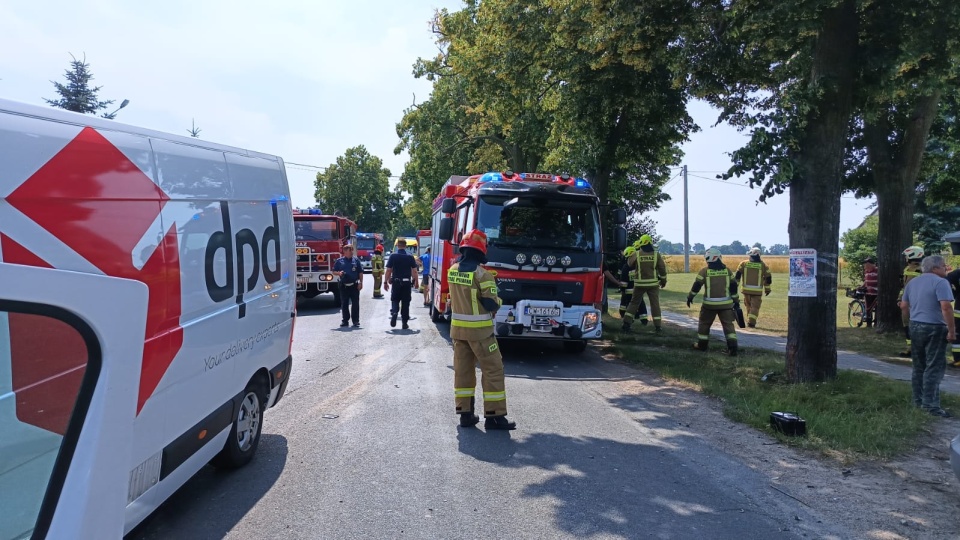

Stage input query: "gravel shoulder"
[{"left": 593, "top": 343, "right": 960, "bottom": 540}]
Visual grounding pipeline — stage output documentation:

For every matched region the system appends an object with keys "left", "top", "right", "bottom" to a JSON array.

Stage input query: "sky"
[{"left": 0, "top": 0, "right": 876, "bottom": 248}]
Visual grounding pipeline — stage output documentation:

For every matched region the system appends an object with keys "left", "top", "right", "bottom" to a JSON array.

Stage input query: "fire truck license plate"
[
  {"left": 296, "top": 247, "right": 310, "bottom": 255},
  {"left": 527, "top": 307, "right": 560, "bottom": 317},
  {"left": 297, "top": 276, "right": 309, "bottom": 284}
]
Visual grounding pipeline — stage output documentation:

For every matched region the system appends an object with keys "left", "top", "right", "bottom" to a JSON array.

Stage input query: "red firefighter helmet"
[
  {"left": 461, "top": 229, "right": 488, "bottom": 255},
  {"left": 374, "top": 244, "right": 383, "bottom": 253}
]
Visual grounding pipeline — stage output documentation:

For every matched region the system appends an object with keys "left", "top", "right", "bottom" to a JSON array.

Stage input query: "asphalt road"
[{"left": 128, "top": 275, "right": 846, "bottom": 540}]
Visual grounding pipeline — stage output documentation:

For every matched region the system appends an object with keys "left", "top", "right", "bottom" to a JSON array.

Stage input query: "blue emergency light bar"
[
  {"left": 478, "top": 171, "right": 591, "bottom": 188},
  {"left": 293, "top": 208, "right": 324, "bottom": 215}
]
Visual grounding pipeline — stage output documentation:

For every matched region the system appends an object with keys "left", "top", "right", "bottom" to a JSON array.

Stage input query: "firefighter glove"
[
  {"left": 764, "top": 288, "right": 771, "bottom": 296},
  {"left": 686, "top": 295, "right": 693, "bottom": 308},
  {"left": 659, "top": 279, "right": 667, "bottom": 289}
]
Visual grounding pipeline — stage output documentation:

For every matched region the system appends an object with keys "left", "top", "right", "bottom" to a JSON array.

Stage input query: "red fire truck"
[
  {"left": 428, "top": 171, "right": 626, "bottom": 352},
  {"left": 356, "top": 232, "right": 384, "bottom": 271},
  {"left": 293, "top": 209, "right": 357, "bottom": 303}
]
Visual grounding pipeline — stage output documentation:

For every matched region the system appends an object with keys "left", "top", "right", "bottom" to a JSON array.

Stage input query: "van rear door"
[{"left": 0, "top": 264, "right": 148, "bottom": 539}]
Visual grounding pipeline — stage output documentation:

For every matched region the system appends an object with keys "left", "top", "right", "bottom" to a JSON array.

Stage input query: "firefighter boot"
[
  {"left": 484, "top": 416, "right": 517, "bottom": 431},
  {"left": 692, "top": 339, "right": 708, "bottom": 352},
  {"left": 725, "top": 341, "right": 738, "bottom": 357},
  {"left": 459, "top": 398, "right": 480, "bottom": 427}
]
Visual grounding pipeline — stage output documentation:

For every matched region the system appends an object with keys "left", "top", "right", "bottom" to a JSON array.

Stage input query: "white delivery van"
[{"left": 0, "top": 98, "right": 296, "bottom": 538}]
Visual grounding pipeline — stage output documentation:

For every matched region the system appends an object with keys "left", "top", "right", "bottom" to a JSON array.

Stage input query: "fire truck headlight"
[
  {"left": 530, "top": 254, "right": 543, "bottom": 266},
  {"left": 583, "top": 312, "right": 599, "bottom": 332},
  {"left": 516, "top": 253, "right": 527, "bottom": 264},
  {"left": 561, "top": 256, "right": 571, "bottom": 266},
  {"left": 545, "top": 255, "right": 557, "bottom": 266}
]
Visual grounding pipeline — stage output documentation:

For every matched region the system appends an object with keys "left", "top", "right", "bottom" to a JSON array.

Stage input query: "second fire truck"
[
  {"left": 428, "top": 171, "right": 626, "bottom": 352},
  {"left": 294, "top": 209, "right": 357, "bottom": 303}
]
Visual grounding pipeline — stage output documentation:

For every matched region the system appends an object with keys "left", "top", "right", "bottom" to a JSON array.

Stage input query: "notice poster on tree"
[{"left": 788, "top": 249, "right": 817, "bottom": 297}]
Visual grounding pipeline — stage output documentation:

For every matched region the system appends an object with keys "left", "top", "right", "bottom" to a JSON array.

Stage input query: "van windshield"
[{"left": 295, "top": 219, "right": 338, "bottom": 241}]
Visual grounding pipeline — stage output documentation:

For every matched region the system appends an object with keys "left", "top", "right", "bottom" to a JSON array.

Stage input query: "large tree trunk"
[
  {"left": 785, "top": 0, "right": 858, "bottom": 383},
  {"left": 867, "top": 92, "right": 942, "bottom": 332}
]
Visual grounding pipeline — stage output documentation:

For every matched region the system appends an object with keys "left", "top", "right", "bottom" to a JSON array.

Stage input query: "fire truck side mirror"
[
  {"left": 612, "top": 208, "right": 626, "bottom": 225},
  {"left": 441, "top": 197, "right": 457, "bottom": 214},
  {"left": 614, "top": 226, "right": 627, "bottom": 251},
  {"left": 439, "top": 217, "right": 454, "bottom": 241}
]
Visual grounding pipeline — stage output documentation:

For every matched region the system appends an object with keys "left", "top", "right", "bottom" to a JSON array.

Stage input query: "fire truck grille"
[{"left": 497, "top": 280, "right": 583, "bottom": 307}]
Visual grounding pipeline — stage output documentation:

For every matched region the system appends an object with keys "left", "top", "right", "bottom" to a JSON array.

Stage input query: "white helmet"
[
  {"left": 902, "top": 246, "right": 924, "bottom": 260},
  {"left": 704, "top": 248, "right": 722, "bottom": 263},
  {"left": 747, "top": 247, "right": 761, "bottom": 257}
]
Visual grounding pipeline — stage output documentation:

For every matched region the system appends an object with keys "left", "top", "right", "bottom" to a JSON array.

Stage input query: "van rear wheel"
[{"left": 211, "top": 381, "right": 265, "bottom": 469}]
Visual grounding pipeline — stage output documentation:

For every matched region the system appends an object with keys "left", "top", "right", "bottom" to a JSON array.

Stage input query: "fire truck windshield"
[
  {"left": 295, "top": 219, "right": 338, "bottom": 241},
  {"left": 476, "top": 196, "right": 601, "bottom": 252},
  {"left": 356, "top": 237, "right": 377, "bottom": 250}
]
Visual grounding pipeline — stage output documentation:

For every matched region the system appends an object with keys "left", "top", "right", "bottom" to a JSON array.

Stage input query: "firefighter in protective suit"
[
  {"left": 898, "top": 246, "right": 924, "bottom": 357},
  {"left": 735, "top": 247, "right": 772, "bottom": 328},
  {"left": 687, "top": 248, "right": 740, "bottom": 355},
  {"left": 371, "top": 245, "right": 385, "bottom": 298},
  {"left": 449, "top": 230, "right": 516, "bottom": 430},
  {"left": 622, "top": 234, "right": 667, "bottom": 333}
]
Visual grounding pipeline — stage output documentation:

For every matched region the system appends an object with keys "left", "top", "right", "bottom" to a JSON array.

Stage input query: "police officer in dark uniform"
[
  {"left": 333, "top": 244, "right": 364, "bottom": 327},
  {"left": 384, "top": 238, "right": 419, "bottom": 329}
]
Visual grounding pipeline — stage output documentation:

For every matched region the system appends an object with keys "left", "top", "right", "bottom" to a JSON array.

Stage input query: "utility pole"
[{"left": 683, "top": 164, "right": 690, "bottom": 273}]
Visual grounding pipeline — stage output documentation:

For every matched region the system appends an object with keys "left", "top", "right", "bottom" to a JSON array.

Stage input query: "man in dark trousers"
[
  {"left": 333, "top": 244, "right": 364, "bottom": 327},
  {"left": 384, "top": 238, "right": 419, "bottom": 329}
]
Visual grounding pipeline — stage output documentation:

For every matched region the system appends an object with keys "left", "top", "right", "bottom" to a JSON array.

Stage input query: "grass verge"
[{"left": 600, "top": 313, "right": 960, "bottom": 460}]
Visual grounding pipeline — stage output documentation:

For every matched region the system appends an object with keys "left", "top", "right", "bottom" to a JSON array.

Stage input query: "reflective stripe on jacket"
[
  {"left": 448, "top": 263, "right": 501, "bottom": 340},
  {"left": 629, "top": 249, "right": 666, "bottom": 287},
  {"left": 692, "top": 267, "right": 737, "bottom": 309},
  {"left": 737, "top": 261, "right": 769, "bottom": 293},
  {"left": 372, "top": 255, "right": 385, "bottom": 274}
]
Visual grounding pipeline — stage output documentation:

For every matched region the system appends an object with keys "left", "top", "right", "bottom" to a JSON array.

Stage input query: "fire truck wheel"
[
  {"left": 430, "top": 303, "right": 443, "bottom": 323},
  {"left": 211, "top": 378, "right": 267, "bottom": 469},
  {"left": 563, "top": 340, "right": 588, "bottom": 354}
]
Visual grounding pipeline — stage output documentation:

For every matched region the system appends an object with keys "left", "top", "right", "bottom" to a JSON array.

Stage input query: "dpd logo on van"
[{"left": 204, "top": 201, "right": 283, "bottom": 318}]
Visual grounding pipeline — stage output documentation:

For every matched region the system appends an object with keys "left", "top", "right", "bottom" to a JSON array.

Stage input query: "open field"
[
  {"left": 613, "top": 271, "right": 912, "bottom": 360},
  {"left": 660, "top": 255, "right": 859, "bottom": 287}
]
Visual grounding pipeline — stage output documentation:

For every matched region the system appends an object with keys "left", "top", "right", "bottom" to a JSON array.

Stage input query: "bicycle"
[{"left": 844, "top": 287, "right": 872, "bottom": 328}]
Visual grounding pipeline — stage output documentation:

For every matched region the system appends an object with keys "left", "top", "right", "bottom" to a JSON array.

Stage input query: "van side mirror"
[
  {"left": 612, "top": 208, "right": 626, "bottom": 225},
  {"left": 441, "top": 198, "right": 457, "bottom": 214},
  {"left": 614, "top": 226, "right": 627, "bottom": 251},
  {"left": 439, "top": 217, "right": 454, "bottom": 241}
]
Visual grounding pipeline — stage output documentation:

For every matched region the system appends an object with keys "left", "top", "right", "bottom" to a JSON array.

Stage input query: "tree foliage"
[
  {"left": 314, "top": 146, "right": 398, "bottom": 233},
  {"left": 45, "top": 54, "right": 115, "bottom": 116},
  {"left": 840, "top": 215, "right": 879, "bottom": 282},
  {"left": 396, "top": 0, "right": 696, "bottom": 221}
]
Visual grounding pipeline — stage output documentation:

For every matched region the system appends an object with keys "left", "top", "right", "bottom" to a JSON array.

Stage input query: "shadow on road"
[
  {"left": 126, "top": 434, "right": 288, "bottom": 540},
  {"left": 454, "top": 429, "right": 784, "bottom": 538},
  {"left": 295, "top": 295, "right": 340, "bottom": 317}
]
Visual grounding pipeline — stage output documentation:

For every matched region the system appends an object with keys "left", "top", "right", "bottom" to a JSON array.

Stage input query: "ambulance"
[{"left": 0, "top": 99, "right": 296, "bottom": 538}]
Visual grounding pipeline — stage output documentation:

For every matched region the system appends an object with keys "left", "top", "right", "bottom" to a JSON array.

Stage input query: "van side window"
[{"left": 0, "top": 303, "right": 100, "bottom": 540}]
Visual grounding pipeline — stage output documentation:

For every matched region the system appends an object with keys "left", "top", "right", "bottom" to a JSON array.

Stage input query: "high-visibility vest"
[
  {"left": 702, "top": 268, "right": 735, "bottom": 308},
  {"left": 448, "top": 263, "right": 501, "bottom": 340},
  {"left": 740, "top": 261, "right": 766, "bottom": 293},
  {"left": 633, "top": 250, "right": 663, "bottom": 287}
]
